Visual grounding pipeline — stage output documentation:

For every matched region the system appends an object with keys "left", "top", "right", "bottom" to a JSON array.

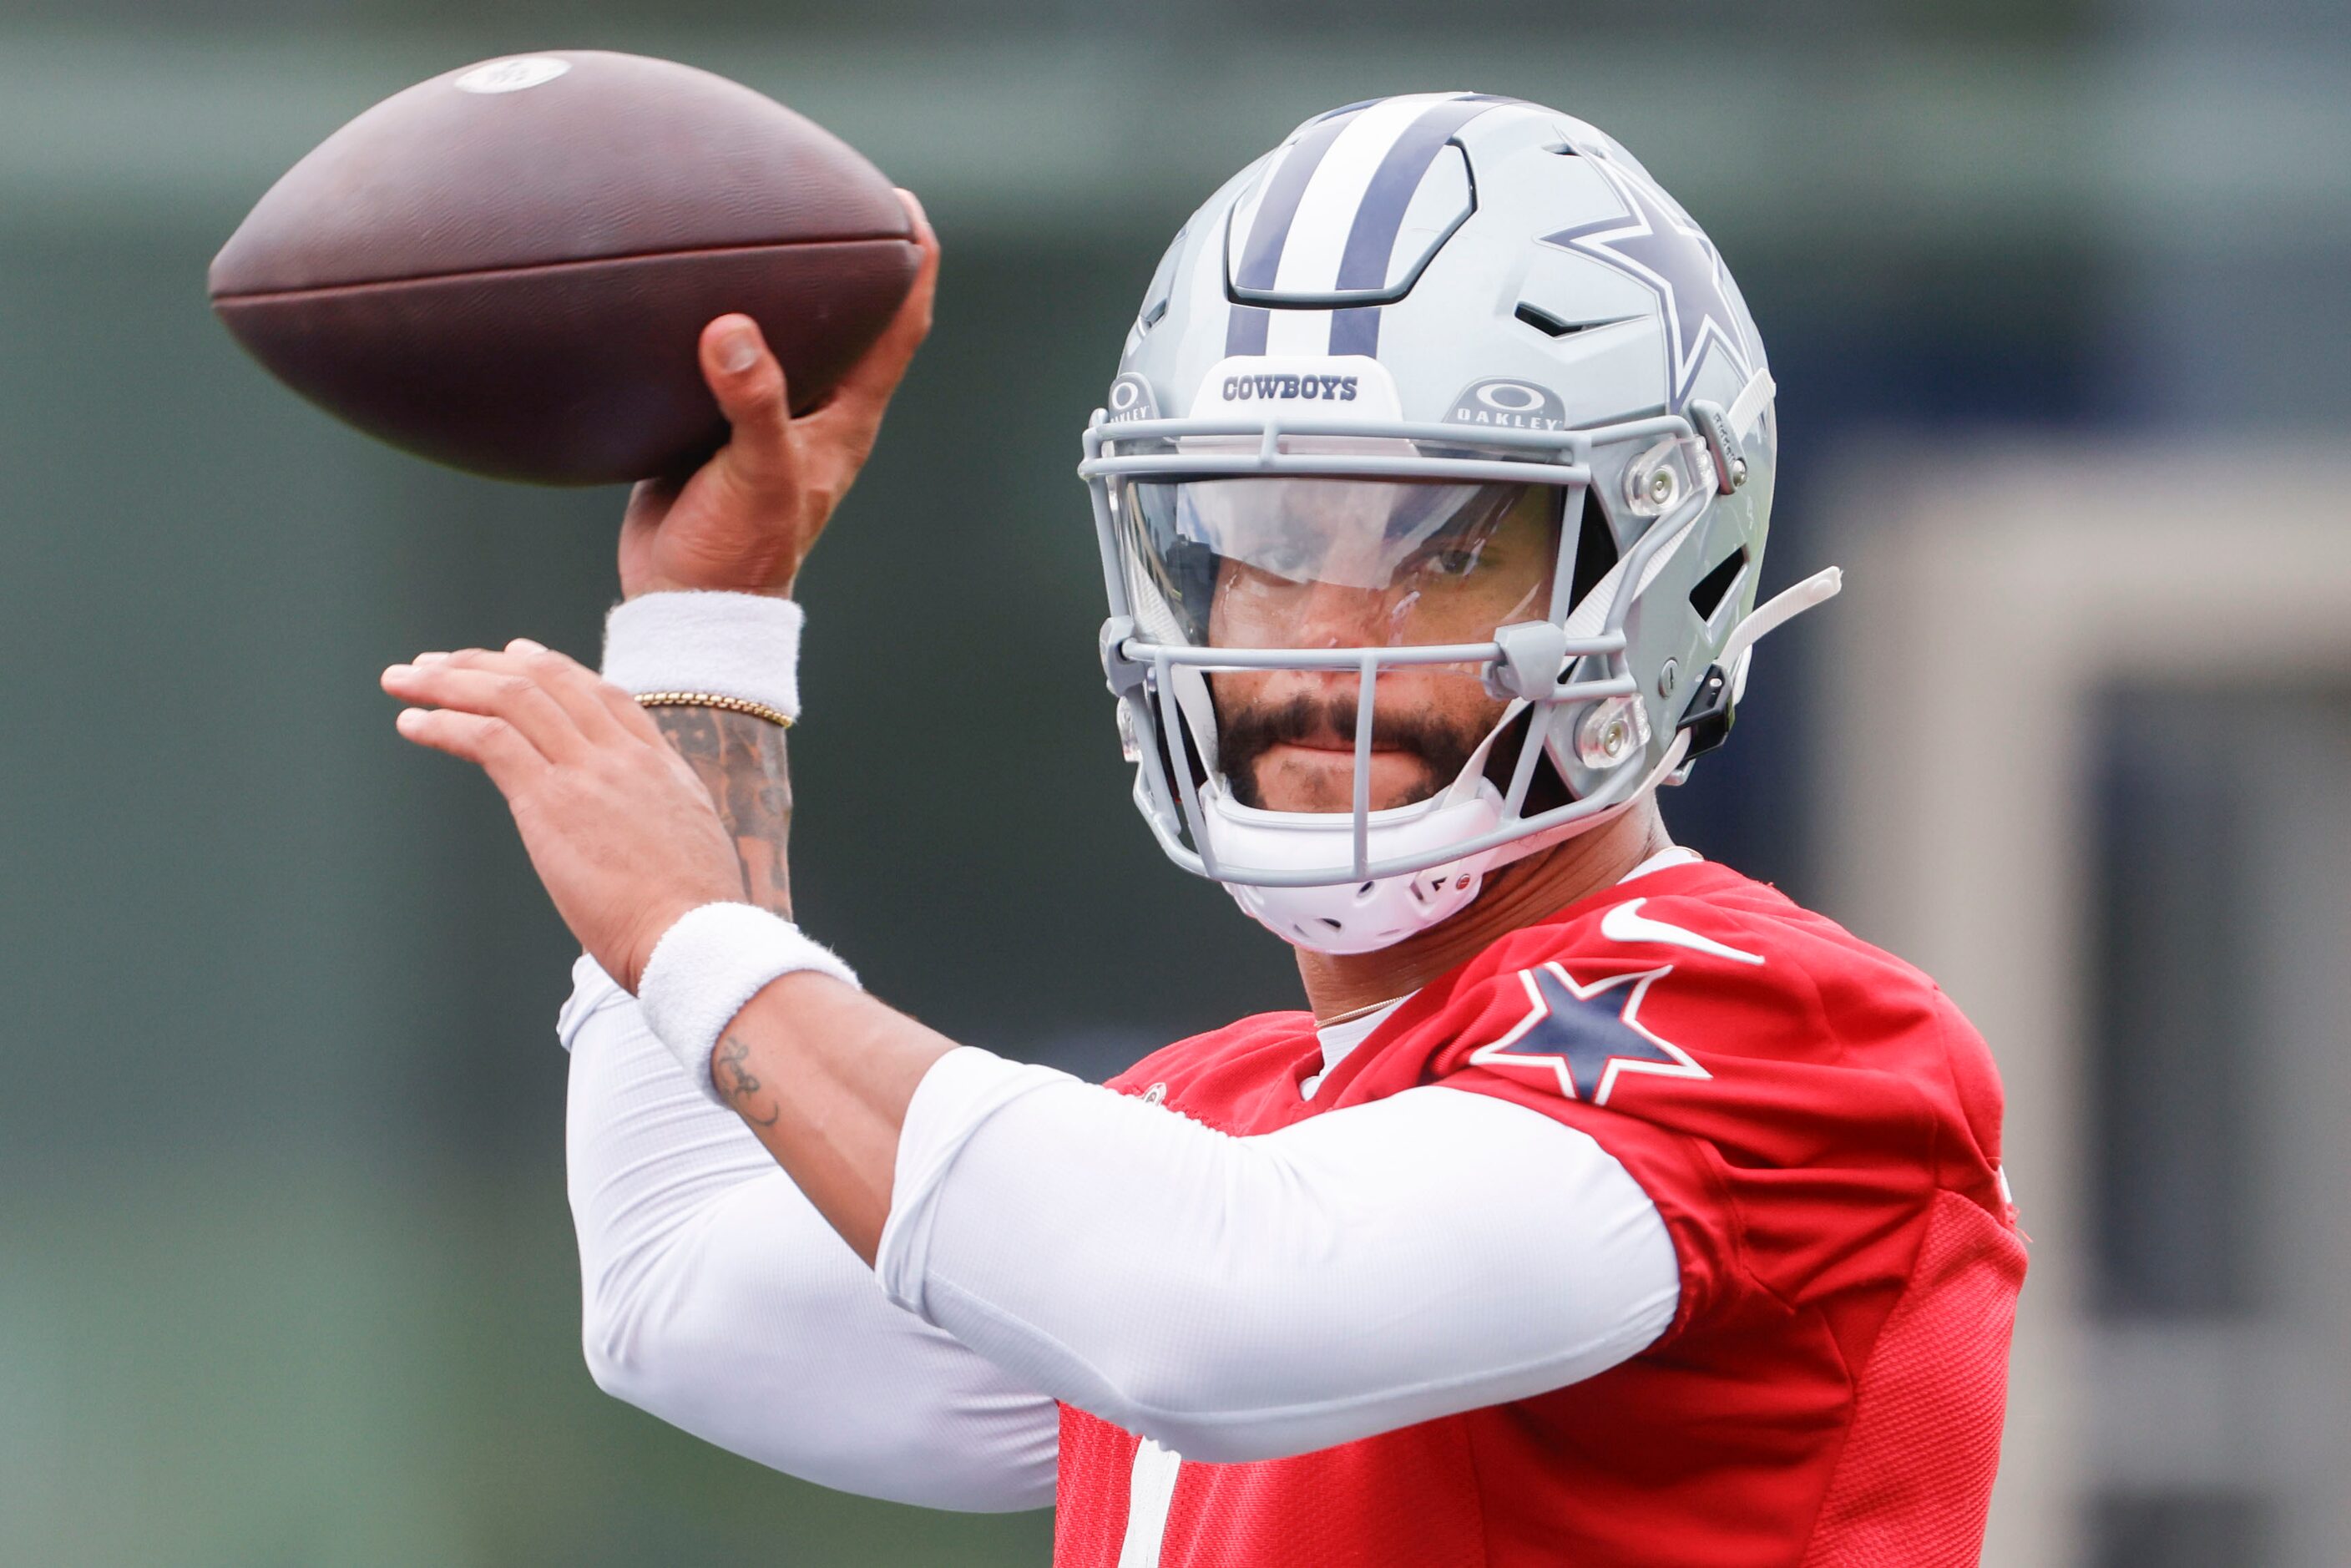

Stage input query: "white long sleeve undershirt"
[
  {"left": 875, "top": 1048, "right": 1679, "bottom": 1463},
  {"left": 562, "top": 964, "right": 1059, "bottom": 1510},
  {"left": 563, "top": 938, "right": 1680, "bottom": 1499}
]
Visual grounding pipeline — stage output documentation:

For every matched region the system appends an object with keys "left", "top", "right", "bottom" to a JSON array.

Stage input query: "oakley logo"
[
  {"left": 1447, "top": 377, "right": 1567, "bottom": 432},
  {"left": 1105, "top": 372, "right": 1160, "bottom": 423},
  {"left": 1476, "top": 382, "right": 1545, "bottom": 412}
]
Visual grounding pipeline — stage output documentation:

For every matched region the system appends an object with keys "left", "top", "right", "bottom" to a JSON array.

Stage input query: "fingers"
[
  {"left": 496, "top": 639, "right": 641, "bottom": 743},
  {"left": 698, "top": 315, "right": 799, "bottom": 492},
  {"left": 806, "top": 188, "right": 939, "bottom": 434},
  {"left": 392, "top": 706, "right": 547, "bottom": 795},
  {"left": 384, "top": 656, "right": 582, "bottom": 761},
  {"left": 382, "top": 643, "right": 640, "bottom": 761}
]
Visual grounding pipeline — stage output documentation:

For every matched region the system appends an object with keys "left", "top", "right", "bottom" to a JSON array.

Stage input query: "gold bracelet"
[{"left": 633, "top": 691, "right": 795, "bottom": 728}]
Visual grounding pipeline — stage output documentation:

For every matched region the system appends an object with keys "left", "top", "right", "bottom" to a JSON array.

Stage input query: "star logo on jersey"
[
  {"left": 1540, "top": 155, "right": 1755, "bottom": 411},
  {"left": 1466, "top": 961, "right": 1709, "bottom": 1105}
]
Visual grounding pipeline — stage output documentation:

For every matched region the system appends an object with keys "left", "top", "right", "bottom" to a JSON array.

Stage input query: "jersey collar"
[{"left": 1302, "top": 847, "right": 1706, "bottom": 1097}]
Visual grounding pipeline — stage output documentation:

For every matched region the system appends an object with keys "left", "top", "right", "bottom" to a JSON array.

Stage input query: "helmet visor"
[{"left": 1115, "top": 472, "right": 1562, "bottom": 651}]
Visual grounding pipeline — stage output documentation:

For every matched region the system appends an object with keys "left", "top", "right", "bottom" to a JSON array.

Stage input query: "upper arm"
[{"left": 883, "top": 1061, "right": 1678, "bottom": 1463}]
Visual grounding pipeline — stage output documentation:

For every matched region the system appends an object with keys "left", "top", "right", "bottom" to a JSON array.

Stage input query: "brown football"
[{"left": 209, "top": 51, "right": 920, "bottom": 486}]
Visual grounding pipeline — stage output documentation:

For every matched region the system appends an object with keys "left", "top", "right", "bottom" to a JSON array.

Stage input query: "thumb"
[{"left": 699, "top": 315, "right": 796, "bottom": 489}]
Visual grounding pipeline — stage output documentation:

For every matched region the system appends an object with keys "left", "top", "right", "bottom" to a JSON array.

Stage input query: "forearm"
[
  {"left": 713, "top": 974, "right": 955, "bottom": 1264},
  {"left": 646, "top": 702, "right": 794, "bottom": 917},
  {"left": 600, "top": 585, "right": 812, "bottom": 923},
  {"left": 599, "top": 589, "right": 949, "bottom": 1260}
]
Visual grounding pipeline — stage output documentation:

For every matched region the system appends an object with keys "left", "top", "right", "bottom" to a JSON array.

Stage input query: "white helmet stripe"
[
  {"left": 1227, "top": 93, "right": 1504, "bottom": 357},
  {"left": 1263, "top": 306, "right": 1335, "bottom": 356},
  {"left": 1230, "top": 110, "right": 1363, "bottom": 295}
]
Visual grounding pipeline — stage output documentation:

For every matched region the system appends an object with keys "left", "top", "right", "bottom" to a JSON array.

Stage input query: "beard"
[{"left": 1216, "top": 690, "right": 1493, "bottom": 812}]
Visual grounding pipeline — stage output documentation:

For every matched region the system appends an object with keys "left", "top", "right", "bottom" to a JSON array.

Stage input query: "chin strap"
[{"left": 1674, "top": 566, "right": 1843, "bottom": 762}]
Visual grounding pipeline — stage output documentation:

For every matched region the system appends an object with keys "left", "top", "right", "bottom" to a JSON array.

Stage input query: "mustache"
[{"left": 1216, "top": 693, "right": 1487, "bottom": 810}]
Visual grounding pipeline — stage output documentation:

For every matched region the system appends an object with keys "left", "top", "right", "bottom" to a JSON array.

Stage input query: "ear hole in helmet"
[
  {"left": 1568, "top": 488, "right": 1620, "bottom": 610},
  {"left": 1482, "top": 706, "right": 1576, "bottom": 816},
  {"left": 1140, "top": 678, "right": 1213, "bottom": 807},
  {"left": 1689, "top": 547, "right": 1748, "bottom": 624}
]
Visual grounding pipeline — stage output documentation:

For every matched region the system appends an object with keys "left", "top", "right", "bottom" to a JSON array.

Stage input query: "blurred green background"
[{"left": 2, "top": 1, "right": 2346, "bottom": 1563}]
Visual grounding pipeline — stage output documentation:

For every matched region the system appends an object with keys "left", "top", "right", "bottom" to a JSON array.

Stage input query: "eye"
[{"left": 1415, "top": 545, "right": 1485, "bottom": 579}]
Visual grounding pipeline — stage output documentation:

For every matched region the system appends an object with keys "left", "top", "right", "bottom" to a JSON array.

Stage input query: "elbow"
[
  {"left": 579, "top": 1300, "right": 638, "bottom": 1405},
  {"left": 579, "top": 1272, "right": 672, "bottom": 1414},
  {"left": 1110, "top": 1389, "right": 1306, "bottom": 1466},
  {"left": 581, "top": 1322, "right": 638, "bottom": 1406},
  {"left": 1071, "top": 1286, "right": 1319, "bottom": 1465}
]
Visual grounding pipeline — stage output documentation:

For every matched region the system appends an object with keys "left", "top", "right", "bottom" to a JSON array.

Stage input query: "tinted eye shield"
[{"left": 1079, "top": 411, "right": 1709, "bottom": 688}]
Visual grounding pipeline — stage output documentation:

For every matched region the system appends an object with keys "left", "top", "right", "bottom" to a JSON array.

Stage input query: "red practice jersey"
[{"left": 1054, "top": 858, "right": 2025, "bottom": 1567}]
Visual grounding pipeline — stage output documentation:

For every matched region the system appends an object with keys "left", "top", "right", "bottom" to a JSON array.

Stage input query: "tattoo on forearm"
[
  {"left": 713, "top": 1032, "right": 781, "bottom": 1127},
  {"left": 651, "top": 706, "right": 794, "bottom": 917}
]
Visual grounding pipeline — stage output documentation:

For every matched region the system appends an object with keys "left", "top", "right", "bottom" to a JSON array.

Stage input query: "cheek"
[
  {"left": 1207, "top": 669, "right": 1264, "bottom": 716},
  {"left": 1208, "top": 574, "right": 1294, "bottom": 645},
  {"left": 1377, "top": 670, "right": 1507, "bottom": 732}
]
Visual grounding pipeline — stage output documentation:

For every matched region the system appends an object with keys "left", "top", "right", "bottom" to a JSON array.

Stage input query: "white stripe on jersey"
[{"left": 1116, "top": 1439, "right": 1184, "bottom": 1566}]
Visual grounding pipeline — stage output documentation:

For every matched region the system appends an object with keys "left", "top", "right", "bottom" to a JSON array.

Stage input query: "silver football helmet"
[{"left": 1080, "top": 94, "right": 1838, "bottom": 953}]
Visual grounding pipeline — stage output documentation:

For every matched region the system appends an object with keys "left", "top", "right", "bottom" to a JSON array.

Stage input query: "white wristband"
[
  {"left": 603, "top": 591, "right": 803, "bottom": 720},
  {"left": 635, "top": 903, "right": 861, "bottom": 1098}
]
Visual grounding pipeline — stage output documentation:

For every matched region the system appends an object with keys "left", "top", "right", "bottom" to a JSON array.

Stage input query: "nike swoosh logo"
[{"left": 1600, "top": 898, "right": 1765, "bottom": 965}]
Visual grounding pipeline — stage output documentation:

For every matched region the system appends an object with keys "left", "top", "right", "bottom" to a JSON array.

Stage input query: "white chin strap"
[{"left": 1198, "top": 780, "right": 1508, "bottom": 956}]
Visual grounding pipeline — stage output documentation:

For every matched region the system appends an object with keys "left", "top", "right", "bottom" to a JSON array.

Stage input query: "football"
[{"left": 209, "top": 51, "right": 921, "bottom": 486}]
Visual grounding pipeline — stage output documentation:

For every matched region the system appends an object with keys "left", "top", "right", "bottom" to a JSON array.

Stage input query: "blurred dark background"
[{"left": 1, "top": 3, "right": 2344, "bottom": 1563}]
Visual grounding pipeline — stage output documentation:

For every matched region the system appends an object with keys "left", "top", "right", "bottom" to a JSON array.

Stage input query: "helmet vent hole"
[
  {"left": 1513, "top": 301, "right": 1580, "bottom": 338},
  {"left": 1690, "top": 547, "right": 1748, "bottom": 624},
  {"left": 1317, "top": 918, "right": 1344, "bottom": 932},
  {"left": 1357, "top": 881, "right": 1377, "bottom": 897}
]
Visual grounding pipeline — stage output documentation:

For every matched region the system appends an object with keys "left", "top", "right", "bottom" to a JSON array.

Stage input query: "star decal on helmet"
[
  {"left": 1540, "top": 155, "right": 1756, "bottom": 412},
  {"left": 1467, "top": 960, "right": 1710, "bottom": 1105}
]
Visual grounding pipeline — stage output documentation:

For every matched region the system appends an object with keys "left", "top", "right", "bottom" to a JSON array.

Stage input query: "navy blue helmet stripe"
[
  {"left": 1328, "top": 306, "right": 1380, "bottom": 357},
  {"left": 1231, "top": 110, "right": 1361, "bottom": 293},
  {"left": 1225, "top": 301, "right": 1272, "bottom": 356},
  {"left": 1332, "top": 97, "right": 1495, "bottom": 294}
]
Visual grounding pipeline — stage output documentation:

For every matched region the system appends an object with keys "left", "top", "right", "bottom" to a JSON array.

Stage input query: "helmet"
[{"left": 1080, "top": 93, "right": 1838, "bottom": 954}]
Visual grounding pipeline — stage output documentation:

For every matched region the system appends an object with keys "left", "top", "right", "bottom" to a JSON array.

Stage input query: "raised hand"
[
  {"left": 382, "top": 640, "right": 745, "bottom": 991},
  {"left": 618, "top": 189, "right": 940, "bottom": 601}
]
